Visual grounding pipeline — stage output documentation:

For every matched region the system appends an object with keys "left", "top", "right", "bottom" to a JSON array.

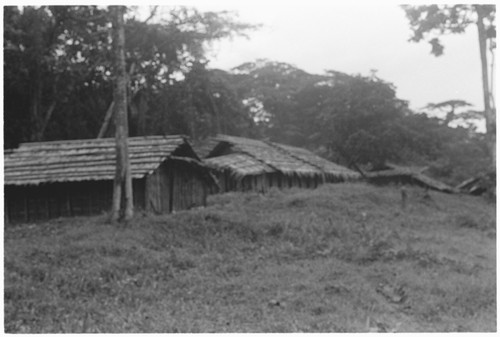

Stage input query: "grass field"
[{"left": 4, "top": 182, "right": 496, "bottom": 332}]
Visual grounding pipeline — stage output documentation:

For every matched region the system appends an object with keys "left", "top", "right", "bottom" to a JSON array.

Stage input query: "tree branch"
[
  {"left": 142, "top": 6, "right": 158, "bottom": 24},
  {"left": 37, "top": 101, "right": 57, "bottom": 141},
  {"left": 97, "top": 101, "right": 115, "bottom": 138}
]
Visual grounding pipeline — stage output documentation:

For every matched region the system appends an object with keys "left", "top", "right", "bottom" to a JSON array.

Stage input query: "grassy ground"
[{"left": 4, "top": 182, "right": 496, "bottom": 332}]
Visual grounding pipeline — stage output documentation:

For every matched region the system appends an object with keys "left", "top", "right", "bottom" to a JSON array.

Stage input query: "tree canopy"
[
  {"left": 216, "top": 59, "right": 490, "bottom": 183},
  {"left": 3, "top": 6, "right": 257, "bottom": 147},
  {"left": 3, "top": 6, "right": 491, "bottom": 185}
]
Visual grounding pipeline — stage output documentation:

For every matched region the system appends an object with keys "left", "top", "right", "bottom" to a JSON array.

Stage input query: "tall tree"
[
  {"left": 4, "top": 6, "right": 112, "bottom": 147},
  {"left": 3, "top": 6, "right": 257, "bottom": 147},
  {"left": 422, "top": 99, "right": 484, "bottom": 128},
  {"left": 402, "top": 5, "right": 496, "bottom": 168},
  {"left": 225, "top": 60, "right": 328, "bottom": 145},
  {"left": 110, "top": 5, "right": 133, "bottom": 222}
]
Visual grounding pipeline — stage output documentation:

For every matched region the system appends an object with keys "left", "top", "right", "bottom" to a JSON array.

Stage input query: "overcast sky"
[{"left": 155, "top": 2, "right": 486, "bottom": 114}]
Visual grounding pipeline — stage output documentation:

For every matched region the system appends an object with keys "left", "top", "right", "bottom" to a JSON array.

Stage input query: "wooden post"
[
  {"left": 168, "top": 161, "right": 175, "bottom": 213},
  {"left": 401, "top": 186, "right": 408, "bottom": 210}
]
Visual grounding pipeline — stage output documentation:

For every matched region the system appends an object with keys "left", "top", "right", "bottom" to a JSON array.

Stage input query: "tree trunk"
[
  {"left": 475, "top": 5, "right": 496, "bottom": 169},
  {"left": 207, "top": 87, "right": 222, "bottom": 134},
  {"left": 29, "top": 13, "right": 44, "bottom": 142},
  {"left": 110, "top": 5, "right": 133, "bottom": 222},
  {"left": 98, "top": 64, "right": 137, "bottom": 138}
]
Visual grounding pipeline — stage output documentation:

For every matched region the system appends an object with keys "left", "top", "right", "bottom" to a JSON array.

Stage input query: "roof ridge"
[
  {"left": 214, "top": 135, "right": 279, "bottom": 173},
  {"left": 266, "top": 141, "right": 325, "bottom": 173},
  {"left": 16, "top": 135, "right": 186, "bottom": 148},
  {"left": 238, "top": 147, "right": 280, "bottom": 173}
]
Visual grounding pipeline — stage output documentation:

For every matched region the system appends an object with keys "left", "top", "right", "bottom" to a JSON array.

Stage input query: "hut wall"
[
  {"left": 145, "top": 161, "right": 172, "bottom": 213},
  {"left": 145, "top": 164, "right": 163, "bottom": 213},
  {"left": 5, "top": 179, "right": 148, "bottom": 224},
  {"left": 216, "top": 170, "right": 231, "bottom": 194},
  {"left": 5, "top": 181, "right": 110, "bottom": 223},
  {"left": 170, "top": 160, "right": 208, "bottom": 211},
  {"left": 208, "top": 170, "right": 332, "bottom": 194},
  {"left": 146, "top": 159, "right": 209, "bottom": 213},
  {"left": 132, "top": 179, "right": 146, "bottom": 210}
]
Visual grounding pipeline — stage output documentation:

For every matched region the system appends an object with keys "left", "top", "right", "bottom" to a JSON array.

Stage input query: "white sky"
[{"left": 190, "top": 3, "right": 486, "bottom": 113}]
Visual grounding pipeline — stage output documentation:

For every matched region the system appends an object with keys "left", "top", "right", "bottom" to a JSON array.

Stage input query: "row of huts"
[
  {"left": 4, "top": 136, "right": 216, "bottom": 223},
  {"left": 4, "top": 134, "right": 456, "bottom": 223}
]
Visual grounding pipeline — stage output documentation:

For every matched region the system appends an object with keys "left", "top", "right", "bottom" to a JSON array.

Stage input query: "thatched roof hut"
[
  {"left": 5, "top": 135, "right": 217, "bottom": 223},
  {"left": 366, "top": 163, "right": 457, "bottom": 193},
  {"left": 456, "top": 172, "right": 495, "bottom": 196},
  {"left": 202, "top": 134, "right": 359, "bottom": 192}
]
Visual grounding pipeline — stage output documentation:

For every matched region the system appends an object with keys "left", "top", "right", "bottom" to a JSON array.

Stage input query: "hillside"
[{"left": 4, "top": 183, "right": 496, "bottom": 332}]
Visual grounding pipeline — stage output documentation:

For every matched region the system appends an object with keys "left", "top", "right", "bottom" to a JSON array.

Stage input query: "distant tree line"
[{"left": 4, "top": 6, "right": 491, "bottom": 185}]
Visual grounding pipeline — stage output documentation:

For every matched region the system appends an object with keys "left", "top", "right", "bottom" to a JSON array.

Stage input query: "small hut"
[
  {"left": 4, "top": 135, "right": 217, "bottom": 223},
  {"left": 366, "top": 163, "right": 457, "bottom": 193},
  {"left": 456, "top": 172, "right": 495, "bottom": 196},
  {"left": 202, "top": 134, "right": 359, "bottom": 193}
]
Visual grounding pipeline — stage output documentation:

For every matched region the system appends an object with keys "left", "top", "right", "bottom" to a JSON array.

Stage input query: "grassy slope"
[{"left": 4, "top": 183, "right": 496, "bottom": 332}]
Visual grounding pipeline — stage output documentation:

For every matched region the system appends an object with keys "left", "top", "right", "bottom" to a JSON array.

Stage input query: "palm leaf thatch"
[
  {"left": 456, "top": 172, "right": 495, "bottom": 196},
  {"left": 5, "top": 135, "right": 214, "bottom": 186},
  {"left": 204, "top": 153, "right": 274, "bottom": 178},
  {"left": 205, "top": 134, "right": 359, "bottom": 182},
  {"left": 271, "top": 143, "right": 359, "bottom": 181},
  {"left": 366, "top": 166, "right": 457, "bottom": 194}
]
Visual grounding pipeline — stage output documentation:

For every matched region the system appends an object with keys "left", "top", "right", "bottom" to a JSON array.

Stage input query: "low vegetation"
[{"left": 4, "top": 183, "right": 496, "bottom": 332}]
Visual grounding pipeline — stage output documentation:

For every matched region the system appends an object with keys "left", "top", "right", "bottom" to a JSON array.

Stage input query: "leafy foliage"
[
  {"left": 401, "top": 5, "right": 496, "bottom": 56},
  {"left": 422, "top": 100, "right": 484, "bottom": 128},
  {"left": 3, "top": 6, "right": 258, "bottom": 147}
]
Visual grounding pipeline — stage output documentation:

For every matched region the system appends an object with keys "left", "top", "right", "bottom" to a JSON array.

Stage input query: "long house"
[
  {"left": 365, "top": 163, "right": 457, "bottom": 193},
  {"left": 201, "top": 134, "right": 359, "bottom": 193},
  {"left": 4, "top": 135, "right": 217, "bottom": 223}
]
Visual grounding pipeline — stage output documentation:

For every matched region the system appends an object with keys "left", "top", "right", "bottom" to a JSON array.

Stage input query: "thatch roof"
[
  {"left": 4, "top": 135, "right": 214, "bottom": 186},
  {"left": 456, "top": 172, "right": 495, "bottom": 196},
  {"left": 205, "top": 153, "right": 274, "bottom": 178},
  {"left": 273, "top": 143, "right": 359, "bottom": 180},
  {"left": 366, "top": 167, "right": 457, "bottom": 193},
  {"left": 192, "top": 137, "right": 221, "bottom": 159},
  {"left": 204, "top": 134, "right": 359, "bottom": 180}
]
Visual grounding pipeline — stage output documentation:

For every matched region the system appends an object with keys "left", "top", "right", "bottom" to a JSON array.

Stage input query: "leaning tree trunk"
[
  {"left": 476, "top": 5, "right": 496, "bottom": 169},
  {"left": 110, "top": 5, "right": 133, "bottom": 222}
]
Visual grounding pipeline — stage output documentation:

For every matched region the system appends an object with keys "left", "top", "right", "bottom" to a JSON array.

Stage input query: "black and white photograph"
[{"left": 3, "top": 2, "right": 496, "bottom": 332}]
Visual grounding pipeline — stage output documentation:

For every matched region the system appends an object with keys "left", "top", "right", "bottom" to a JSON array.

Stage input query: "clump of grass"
[{"left": 453, "top": 212, "right": 495, "bottom": 232}]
